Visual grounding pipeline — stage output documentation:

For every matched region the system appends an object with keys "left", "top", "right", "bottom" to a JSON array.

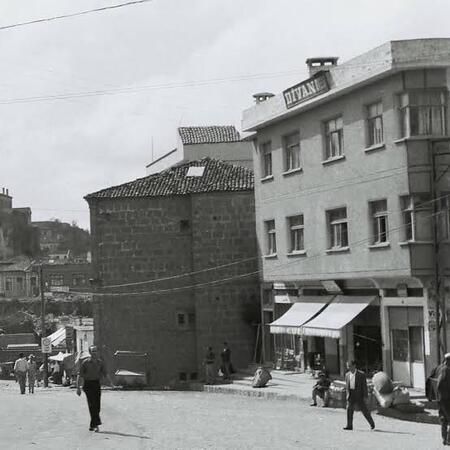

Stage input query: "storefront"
[{"left": 269, "top": 295, "right": 382, "bottom": 376}]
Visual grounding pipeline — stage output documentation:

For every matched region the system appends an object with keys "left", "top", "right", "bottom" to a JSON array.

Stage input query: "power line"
[
  {"left": 0, "top": 69, "right": 304, "bottom": 106},
  {"left": 0, "top": 0, "right": 153, "bottom": 32}
]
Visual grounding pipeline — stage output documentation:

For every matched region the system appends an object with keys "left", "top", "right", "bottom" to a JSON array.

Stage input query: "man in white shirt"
[{"left": 14, "top": 353, "right": 29, "bottom": 395}]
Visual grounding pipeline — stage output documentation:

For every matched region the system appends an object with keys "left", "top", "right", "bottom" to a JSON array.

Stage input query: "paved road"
[{"left": 0, "top": 381, "right": 444, "bottom": 449}]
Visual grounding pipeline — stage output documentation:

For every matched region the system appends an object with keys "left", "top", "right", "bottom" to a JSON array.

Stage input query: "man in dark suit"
[
  {"left": 343, "top": 360, "right": 375, "bottom": 431},
  {"left": 437, "top": 353, "right": 450, "bottom": 445}
]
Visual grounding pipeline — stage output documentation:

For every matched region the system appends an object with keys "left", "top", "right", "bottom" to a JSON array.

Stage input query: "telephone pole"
[{"left": 39, "top": 264, "right": 49, "bottom": 387}]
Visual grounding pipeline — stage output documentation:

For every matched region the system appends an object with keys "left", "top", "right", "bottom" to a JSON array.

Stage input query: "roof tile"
[{"left": 178, "top": 126, "right": 240, "bottom": 145}]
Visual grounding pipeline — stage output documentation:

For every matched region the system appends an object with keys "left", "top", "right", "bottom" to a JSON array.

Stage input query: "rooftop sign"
[{"left": 283, "top": 72, "right": 329, "bottom": 109}]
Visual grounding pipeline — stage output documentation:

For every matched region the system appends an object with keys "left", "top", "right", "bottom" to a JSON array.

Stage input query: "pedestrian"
[
  {"left": 14, "top": 353, "right": 29, "bottom": 395},
  {"left": 220, "top": 342, "right": 232, "bottom": 381},
  {"left": 27, "top": 354, "right": 37, "bottom": 394},
  {"left": 343, "top": 360, "right": 375, "bottom": 431},
  {"left": 310, "top": 371, "right": 331, "bottom": 407},
  {"left": 437, "top": 353, "right": 450, "bottom": 445},
  {"left": 76, "top": 345, "right": 113, "bottom": 432},
  {"left": 204, "top": 346, "right": 216, "bottom": 385}
]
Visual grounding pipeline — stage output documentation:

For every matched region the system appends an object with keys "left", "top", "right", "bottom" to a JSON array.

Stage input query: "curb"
[{"left": 203, "top": 384, "right": 440, "bottom": 425}]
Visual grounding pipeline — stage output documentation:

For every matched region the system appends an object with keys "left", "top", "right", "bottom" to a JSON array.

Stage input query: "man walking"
[
  {"left": 343, "top": 360, "right": 375, "bottom": 431},
  {"left": 76, "top": 345, "right": 112, "bottom": 432},
  {"left": 437, "top": 353, "right": 450, "bottom": 445},
  {"left": 14, "top": 353, "right": 29, "bottom": 395},
  {"left": 204, "top": 346, "right": 216, "bottom": 385},
  {"left": 220, "top": 342, "right": 232, "bottom": 381}
]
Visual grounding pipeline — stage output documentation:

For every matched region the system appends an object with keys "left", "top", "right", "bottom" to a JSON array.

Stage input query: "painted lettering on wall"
[{"left": 283, "top": 73, "right": 329, "bottom": 109}]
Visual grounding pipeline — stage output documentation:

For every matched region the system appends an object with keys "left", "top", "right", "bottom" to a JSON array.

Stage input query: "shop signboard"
[{"left": 283, "top": 72, "right": 329, "bottom": 109}]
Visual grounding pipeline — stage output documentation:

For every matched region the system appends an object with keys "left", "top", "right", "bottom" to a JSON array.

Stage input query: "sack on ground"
[
  {"left": 392, "top": 386, "right": 410, "bottom": 406},
  {"left": 372, "top": 387, "right": 393, "bottom": 408}
]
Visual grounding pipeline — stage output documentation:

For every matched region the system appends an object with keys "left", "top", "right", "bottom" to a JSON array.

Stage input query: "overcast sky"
[{"left": 0, "top": 0, "right": 448, "bottom": 229}]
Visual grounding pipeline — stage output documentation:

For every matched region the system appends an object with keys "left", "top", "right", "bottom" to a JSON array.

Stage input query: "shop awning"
[
  {"left": 269, "top": 296, "right": 334, "bottom": 335},
  {"left": 48, "top": 327, "right": 66, "bottom": 347},
  {"left": 302, "top": 295, "right": 376, "bottom": 339}
]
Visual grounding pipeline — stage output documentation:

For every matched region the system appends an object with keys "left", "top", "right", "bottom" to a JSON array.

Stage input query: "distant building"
[
  {"left": 0, "top": 257, "right": 38, "bottom": 298},
  {"left": 86, "top": 158, "right": 259, "bottom": 387},
  {"left": 0, "top": 188, "right": 39, "bottom": 259},
  {"left": 41, "top": 261, "right": 92, "bottom": 294},
  {"left": 146, "top": 125, "right": 253, "bottom": 174},
  {"left": 242, "top": 38, "right": 450, "bottom": 388}
]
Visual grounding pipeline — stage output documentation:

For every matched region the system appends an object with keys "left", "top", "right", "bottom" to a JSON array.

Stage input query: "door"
[
  {"left": 391, "top": 329, "right": 410, "bottom": 385},
  {"left": 409, "top": 326, "right": 425, "bottom": 389}
]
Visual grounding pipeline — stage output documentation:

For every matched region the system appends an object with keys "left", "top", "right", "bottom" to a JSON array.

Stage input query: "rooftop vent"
[
  {"left": 306, "top": 57, "right": 338, "bottom": 77},
  {"left": 253, "top": 92, "right": 275, "bottom": 104},
  {"left": 186, "top": 166, "right": 205, "bottom": 177}
]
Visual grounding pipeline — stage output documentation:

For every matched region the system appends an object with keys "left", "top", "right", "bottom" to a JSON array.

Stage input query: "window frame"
[
  {"left": 260, "top": 141, "right": 273, "bottom": 179},
  {"left": 400, "top": 194, "right": 432, "bottom": 242},
  {"left": 283, "top": 131, "right": 301, "bottom": 172},
  {"left": 326, "top": 207, "right": 349, "bottom": 250},
  {"left": 398, "top": 89, "right": 447, "bottom": 138},
  {"left": 287, "top": 214, "right": 304, "bottom": 253},
  {"left": 369, "top": 199, "right": 389, "bottom": 245},
  {"left": 324, "top": 116, "right": 344, "bottom": 160},
  {"left": 366, "top": 101, "right": 384, "bottom": 147},
  {"left": 264, "top": 219, "right": 277, "bottom": 256}
]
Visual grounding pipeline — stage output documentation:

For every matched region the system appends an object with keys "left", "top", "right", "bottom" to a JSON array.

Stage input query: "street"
[{"left": 0, "top": 381, "right": 444, "bottom": 450}]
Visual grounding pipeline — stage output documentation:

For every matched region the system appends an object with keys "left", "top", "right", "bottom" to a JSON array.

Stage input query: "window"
[
  {"left": 439, "top": 195, "right": 450, "bottom": 240},
  {"left": 399, "top": 90, "right": 447, "bottom": 137},
  {"left": 190, "top": 372, "right": 198, "bottom": 381},
  {"left": 179, "top": 372, "right": 187, "bottom": 382},
  {"left": 264, "top": 220, "right": 277, "bottom": 255},
  {"left": 260, "top": 141, "right": 272, "bottom": 178},
  {"left": 288, "top": 215, "right": 304, "bottom": 252},
  {"left": 177, "top": 312, "right": 195, "bottom": 329},
  {"left": 49, "top": 274, "right": 64, "bottom": 286},
  {"left": 283, "top": 132, "right": 301, "bottom": 171},
  {"left": 327, "top": 208, "right": 348, "bottom": 249},
  {"left": 5, "top": 278, "right": 12, "bottom": 291},
  {"left": 367, "top": 101, "right": 383, "bottom": 146},
  {"left": 400, "top": 195, "right": 432, "bottom": 242},
  {"left": 177, "top": 313, "right": 186, "bottom": 326},
  {"left": 179, "top": 220, "right": 190, "bottom": 232},
  {"left": 369, "top": 200, "right": 388, "bottom": 244},
  {"left": 30, "top": 277, "right": 37, "bottom": 286},
  {"left": 72, "top": 273, "right": 86, "bottom": 286},
  {"left": 16, "top": 277, "right": 23, "bottom": 285},
  {"left": 324, "top": 116, "right": 343, "bottom": 160}
]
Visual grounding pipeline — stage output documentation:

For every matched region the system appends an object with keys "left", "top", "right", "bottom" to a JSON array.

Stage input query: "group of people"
[
  {"left": 310, "top": 360, "right": 376, "bottom": 431},
  {"left": 204, "top": 342, "right": 233, "bottom": 385},
  {"left": 13, "top": 353, "right": 38, "bottom": 394}
]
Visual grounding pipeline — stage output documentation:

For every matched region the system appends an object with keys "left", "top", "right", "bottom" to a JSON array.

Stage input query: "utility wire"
[{"left": 0, "top": 0, "right": 153, "bottom": 32}]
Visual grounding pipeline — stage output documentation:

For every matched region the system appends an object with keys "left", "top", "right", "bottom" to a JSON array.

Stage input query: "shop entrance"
[
  {"left": 389, "top": 306, "right": 425, "bottom": 388},
  {"left": 353, "top": 326, "right": 382, "bottom": 375}
]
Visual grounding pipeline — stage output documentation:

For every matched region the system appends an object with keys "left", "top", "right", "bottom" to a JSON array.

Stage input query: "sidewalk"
[{"left": 204, "top": 369, "right": 440, "bottom": 424}]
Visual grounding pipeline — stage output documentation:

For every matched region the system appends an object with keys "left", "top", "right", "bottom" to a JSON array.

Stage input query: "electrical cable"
[{"left": 0, "top": 0, "right": 153, "bottom": 32}]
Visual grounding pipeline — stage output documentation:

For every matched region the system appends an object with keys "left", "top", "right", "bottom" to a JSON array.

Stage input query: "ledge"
[
  {"left": 286, "top": 250, "right": 307, "bottom": 257},
  {"left": 263, "top": 253, "right": 278, "bottom": 259},
  {"left": 368, "top": 242, "right": 390, "bottom": 250},
  {"left": 322, "top": 155, "right": 346, "bottom": 166},
  {"left": 326, "top": 247, "right": 350, "bottom": 254},
  {"left": 394, "top": 135, "right": 450, "bottom": 145},
  {"left": 260, "top": 175, "right": 274, "bottom": 183},
  {"left": 399, "top": 240, "right": 434, "bottom": 247},
  {"left": 364, "top": 143, "right": 386, "bottom": 153},
  {"left": 282, "top": 167, "right": 303, "bottom": 177}
]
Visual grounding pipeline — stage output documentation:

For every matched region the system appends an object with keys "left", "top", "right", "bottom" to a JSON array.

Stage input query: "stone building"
[
  {"left": 242, "top": 38, "right": 450, "bottom": 388},
  {"left": 85, "top": 157, "right": 259, "bottom": 387},
  {"left": 146, "top": 125, "right": 253, "bottom": 174}
]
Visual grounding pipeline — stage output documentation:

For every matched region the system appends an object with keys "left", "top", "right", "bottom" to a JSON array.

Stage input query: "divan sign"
[{"left": 283, "top": 73, "right": 329, "bottom": 109}]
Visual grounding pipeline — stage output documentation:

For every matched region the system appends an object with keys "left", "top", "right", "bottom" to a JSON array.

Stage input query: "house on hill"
[{"left": 85, "top": 158, "right": 259, "bottom": 386}]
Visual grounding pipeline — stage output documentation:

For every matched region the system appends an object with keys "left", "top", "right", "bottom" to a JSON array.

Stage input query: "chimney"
[
  {"left": 6, "top": 188, "right": 9, "bottom": 196},
  {"left": 253, "top": 92, "right": 275, "bottom": 104},
  {"left": 306, "top": 57, "right": 338, "bottom": 77}
]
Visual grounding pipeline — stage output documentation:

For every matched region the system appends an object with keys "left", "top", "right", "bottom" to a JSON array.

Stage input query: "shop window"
[
  {"left": 260, "top": 141, "right": 272, "bottom": 179},
  {"left": 400, "top": 194, "right": 432, "bottom": 242},
  {"left": 324, "top": 116, "right": 343, "bottom": 160},
  {"left": 398, "top": 90, "right": 447, "bottom": 137},
  {"left": 391, "top": 329, "right": 409, "bottom": 361},
  {"left": 283, "top": 132, "right": 301, "bottom": 172},
  {"left": 287, "top": 215, "right": 304, "bottom": 253},
  {"left": 326, "top": 208, "right": 348, "bottom": 249},
  {"left": 369, "top": 199, "right": 388, "bottom": 244},
  {"left": 366, "top": 101, "right": 383, "bottom": 146},
  {"left": 264, "top": 220, "right": 277, "bottom": 256}
]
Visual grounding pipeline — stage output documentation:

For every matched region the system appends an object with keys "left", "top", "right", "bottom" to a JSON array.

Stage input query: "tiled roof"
[
  {"left": 178, "top": 126, "right": 241, "bottom": 145},
  {"left": 85, "top": 158, "right": 254, "bottom": 200}
]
